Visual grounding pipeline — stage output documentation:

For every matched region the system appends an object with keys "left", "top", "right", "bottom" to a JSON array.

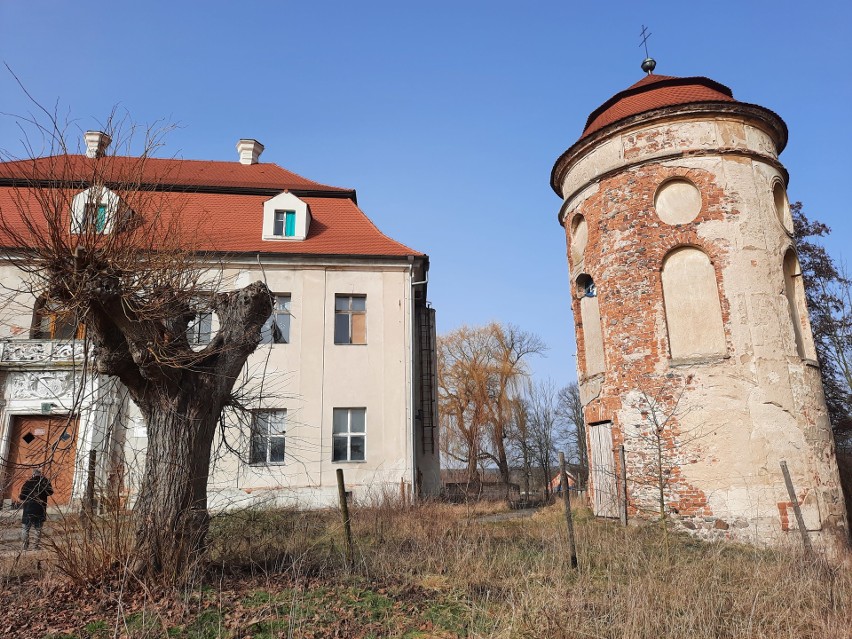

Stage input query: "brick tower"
[{"left": 551, "top": 64, "right": 848, "bottom": 552}]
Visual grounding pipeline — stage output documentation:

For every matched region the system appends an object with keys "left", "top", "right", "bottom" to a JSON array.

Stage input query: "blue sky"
[{"left": 2, "top": 1, "right": 850, "bottom": 384}]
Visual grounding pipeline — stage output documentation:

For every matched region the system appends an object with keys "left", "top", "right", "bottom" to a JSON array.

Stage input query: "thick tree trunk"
[
  {"left": 130, "top": 383, "right": 222, "bottom": 581},
  {"left": 114, "top": 281, "right": 273, "bottom": 582}
]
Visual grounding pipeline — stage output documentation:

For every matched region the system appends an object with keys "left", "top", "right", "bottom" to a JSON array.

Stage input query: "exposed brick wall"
[{"left": 557, "top": 114, "right": 849, "bottom": 553}]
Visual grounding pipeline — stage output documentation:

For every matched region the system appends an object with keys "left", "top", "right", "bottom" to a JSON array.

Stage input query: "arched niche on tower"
[
  {"left": 576, "top": 273, "right": 605, "bottom": 376},
  {"left": 571, "top": 214, "right": 588, "bottom": 263},
  {"left": 661, "top": 247, "right": 726, "bottom": 360},
  {"left": 773, "top": 181, "right": 794, "bottom": 235},
  {"left": 782, "top": 248, "right": 816, "bottom": 360}
]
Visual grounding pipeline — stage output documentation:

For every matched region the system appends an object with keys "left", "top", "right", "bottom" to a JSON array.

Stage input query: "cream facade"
[{"left": 0, "top": 142, "right": 439, "bottom": 511}]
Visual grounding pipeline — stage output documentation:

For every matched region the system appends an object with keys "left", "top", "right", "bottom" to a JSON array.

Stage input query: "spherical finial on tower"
[{"left": 641, "top": 57, "right": 657, "bottom": 74}]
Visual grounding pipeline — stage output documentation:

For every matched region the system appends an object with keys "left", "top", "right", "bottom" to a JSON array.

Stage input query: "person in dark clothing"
[{"left": 19, "top": 468, "right": 53, "bottom": 550}]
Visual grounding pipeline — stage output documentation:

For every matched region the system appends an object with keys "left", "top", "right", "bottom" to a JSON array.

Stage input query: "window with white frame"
[
  {"left": 250, "top": 410, "right": 287, "bottom": 464},
  {"left": 273, "top": 210, "right": 297, "bottom": 237},
  {"left": 332, "top": 408, "right": 366, "bottom": 462},
  {"left": 260, "top": 295, "right": 291, "bottom": 344},
  {"left": 334, "top": 295, "right": 366, "bottom": 344},
  {"left": 186, "top": 310, "right": 213, "bottom": 345}
]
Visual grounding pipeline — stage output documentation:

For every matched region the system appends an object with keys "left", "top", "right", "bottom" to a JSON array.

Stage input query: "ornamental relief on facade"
[
  {"left": 7, "top": 371, "right": 75, "bottom": 400},
  {"left": 0, "top": 340, "right": 86, "bottom": 364}
]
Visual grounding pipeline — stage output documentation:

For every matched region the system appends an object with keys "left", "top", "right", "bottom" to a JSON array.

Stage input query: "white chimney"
[
  {"left": 84, "top": 130, "right": 112, "bottom": 158},
  {"left": 236, "top": 139, "right": 264, "bottom": 165}
]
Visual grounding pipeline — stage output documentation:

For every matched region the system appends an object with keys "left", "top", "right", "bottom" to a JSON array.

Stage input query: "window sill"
[
  {"left": 262, "top": 235, "right": 305, "bottom": 242},
  {"left": 802, "top": 358, "right": 820, "bottom": 369},
  {"left": 248, "top": 462, "right": 287, "bottom": 467},
  {"left": 332, "top": 460, "right": 367, "bottom": 464},
  {"left": 668, "top": 353, "right": 729, "bottom": 368},
  {"left": 333, "top": 343, "right": 368, "bottom": 346}
]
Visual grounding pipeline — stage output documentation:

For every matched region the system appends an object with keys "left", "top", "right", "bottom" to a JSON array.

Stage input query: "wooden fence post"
[
  {"left": 619, "top": 445, "right": 628, "bottom": 527},
  {"left": 82, "top": 449, "right": 97, "bottom": 538},
  {"left": 336, "top": 468, "right": 354, "bottom": 568},
  {"left": 780, "top": 461, "right": 813, "bottom": 555},
  {"left": 559, "top": 452, "right": 579, "bottom": 569}
]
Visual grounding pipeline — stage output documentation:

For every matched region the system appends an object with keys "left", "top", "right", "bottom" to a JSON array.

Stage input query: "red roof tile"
[
  {"left": 0, "top": 155, "right": 352, "bottom": 193},
  {"left": 581, "top": 74, "right": 736, "bottom": 139},
  {"left": 0, "top": 156, "right": 421, "bottom": 258}
]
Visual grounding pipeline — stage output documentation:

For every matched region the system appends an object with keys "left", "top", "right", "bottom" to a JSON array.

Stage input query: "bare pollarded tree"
[{"left": 0, "top": 108, "right": 272, "bottom": 581}]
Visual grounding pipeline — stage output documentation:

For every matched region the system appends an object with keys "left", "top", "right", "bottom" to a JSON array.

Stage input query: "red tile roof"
[
  {"left": 581, "top": 74, "right": 736, "bottom": 139},
  {"left": 0, "top": 155, "right": 352, "bottom": 193},
  {"left": 0, "top": 155, "right": 421, "bottom": 257}
]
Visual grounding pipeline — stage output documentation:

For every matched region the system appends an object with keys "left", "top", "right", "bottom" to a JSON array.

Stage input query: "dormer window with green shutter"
[
  {"left": 273, "top": 210, "right": 296, "bottom": 237},
  {"left": 263, "top": 192, "right": 311, "bottom": 241}
]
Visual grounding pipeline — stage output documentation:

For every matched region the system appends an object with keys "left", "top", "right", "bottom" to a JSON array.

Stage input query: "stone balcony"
[{"left": 0, "top": 339, "right": 87, "bottom": 367}]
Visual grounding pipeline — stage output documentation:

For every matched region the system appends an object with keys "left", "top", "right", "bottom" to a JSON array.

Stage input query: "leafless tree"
[
  {"left": 525, "top": 379, "right": 560, "bottom": 499},
  {"left": 483, "top": 324, "right": 546, "bottom": 487},
  {"left": 437, "top": 325, "right": 491, "bottom": 483},
  {"left": 557, "top": 382, "right": 588, "bottom": 489},
  {"left": 507, "top": 379, "right": 561, "bottom": 499},
  {"left": 437, "top": 322, "right": 544, "bottom": 487},
  {"left": 623, "top": 374, "right": 702, "bottom": 547},
  {"left": 0, "top": 105, "right": 272, "bottom": 581}
]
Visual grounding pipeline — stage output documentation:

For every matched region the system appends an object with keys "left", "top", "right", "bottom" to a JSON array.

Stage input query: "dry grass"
[{"left": 0, "top": 501, "right": 850, "bottom": 638}]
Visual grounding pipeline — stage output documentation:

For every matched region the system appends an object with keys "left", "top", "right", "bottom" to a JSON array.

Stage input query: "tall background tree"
[
  {"left": 0, "top": 111, "right": 272, "bottom": 581},
  {"left": 792, "top": 202, "right": 852, "bottom": 450},
  {"left": 437, "top": 322, "right": 544, "bottom": 486}
]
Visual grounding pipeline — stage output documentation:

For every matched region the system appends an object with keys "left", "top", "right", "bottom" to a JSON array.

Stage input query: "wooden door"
[
  {"left": 589, "top": 421, "right": 619, "bottom": 518},
  {"left": 2, "top": 415, "right": 78, "bottom": 506}
]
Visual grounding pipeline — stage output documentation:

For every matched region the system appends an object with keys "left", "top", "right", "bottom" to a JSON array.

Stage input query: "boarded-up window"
[
  {"left": 571, "top": 214, "right": 588, "bottom": 263},
  {"left": 577, "top": 274, "right": 605, "bottom": 376},
  {"left": 783, "top": 249, "right": 816, "bottom": 359},
  {"left": 588, "top": 421, "right": 618, "bottom": 518},
  {"left": 661, "top": 247, "right": 726, "bottom": 359},
  {"left": 654, "top": 179, "right": 702, "bottom": 225},
  {"left": 774, "top": 182, "right": 793, "bottom": 234}
]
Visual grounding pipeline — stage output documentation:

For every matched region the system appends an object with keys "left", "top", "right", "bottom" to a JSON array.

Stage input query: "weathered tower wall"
[{"left": 555, "top": 104, "right": 848, "bottom": 553}]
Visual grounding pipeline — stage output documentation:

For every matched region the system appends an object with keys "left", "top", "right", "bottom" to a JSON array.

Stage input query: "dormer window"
[
  {"left": 262, "top": 192, "right": 310, "bottom": 241},
  {"left": 71, "top": 186, "right": 127, "bottom": 235},
  {"left": 84, "top": 203, "right": 108, "bottom": 233},
  {"left": 273, "top": 210, "right": 296, "bottom": 237}
]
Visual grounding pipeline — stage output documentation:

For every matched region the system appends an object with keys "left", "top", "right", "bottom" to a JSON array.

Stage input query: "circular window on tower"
[
  {"left": 773, "top": 181, "right": 793, "bottom": 234},
  {"left": 571, "top": 214, "right": 588, "bottom": 262},
  {"left": 654, "top": 178, "right": 702, "bottom": 225}
]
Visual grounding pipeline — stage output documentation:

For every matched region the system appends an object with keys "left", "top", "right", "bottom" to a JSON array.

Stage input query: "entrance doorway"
[
  {"left": 589, "top": 420, "right": 619, "bottom": 518},
  {"left": 2, "top": 415, "right": 78, "bottom": 506}
]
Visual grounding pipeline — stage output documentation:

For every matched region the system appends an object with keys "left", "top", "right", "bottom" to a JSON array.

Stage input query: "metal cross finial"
[
  {"left": 639, "top": 25, "right": 652, "bottom": 58},
  {"left": 639, "top": 25, "right": 656, "bottom": 74}
]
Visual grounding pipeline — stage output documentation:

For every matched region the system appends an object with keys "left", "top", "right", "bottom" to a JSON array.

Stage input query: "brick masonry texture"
[{"left": 556, "top": 109, "right": 848, "bottom": 555}]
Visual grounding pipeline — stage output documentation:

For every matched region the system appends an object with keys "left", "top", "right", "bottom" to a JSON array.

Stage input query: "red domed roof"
[{"left": 581, "top": 74, "right": 736, "bottom": 139}]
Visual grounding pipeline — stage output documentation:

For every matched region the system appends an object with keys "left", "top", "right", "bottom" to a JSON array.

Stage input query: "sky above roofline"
[{"left": 1, "top": 1, "right": 850, "bottom": 385}]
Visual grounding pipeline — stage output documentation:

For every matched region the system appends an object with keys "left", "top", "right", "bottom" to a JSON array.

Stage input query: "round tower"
[{"left": 551, "top": 67, "right": 848, "bottom": 551}]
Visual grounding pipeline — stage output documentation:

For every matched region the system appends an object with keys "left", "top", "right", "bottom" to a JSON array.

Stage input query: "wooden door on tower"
[
  {"left": 588, "top": 421, "right": 619, "bottom": 518},
  {"left": 2, "top": 415, "right": 78, "bottom": 505}
]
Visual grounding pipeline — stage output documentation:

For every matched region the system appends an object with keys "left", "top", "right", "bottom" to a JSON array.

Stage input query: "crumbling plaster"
[{"left": 558, "top": 112, "right": 848, "bottom": 553}]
